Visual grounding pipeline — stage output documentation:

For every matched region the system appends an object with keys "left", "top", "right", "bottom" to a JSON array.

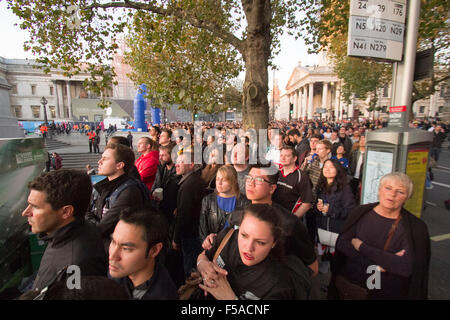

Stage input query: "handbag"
[
  {"left": 178, "top": 228, "right": 234, "bottom": 300},
  {"left": 317, "top": 217, "right": 339, "bottom": 247}
]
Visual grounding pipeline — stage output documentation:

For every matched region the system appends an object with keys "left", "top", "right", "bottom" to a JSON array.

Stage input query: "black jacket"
[
  {"left": 115, "top": 260, "right": 178, "bottom": 300},
  {"left": 348, "top": 149, "right": 364, "bottom": 179},
  {"left": 205, "top": 228, "right": 296, "bottom": 300},
  {"left": 151, "top": 163, "right": 181, "bottom": 222},
  {"left": 86, "top": 174, "right": 146, "bottom": 245},
  {"left": 199, "top": 193, "right": 251, "bottom": 241},
  {"left": 32, "top": 219, "right": 107, "bottom": 292},
  {"left": 173, "top": 169, "right": 206, "bottom": 244},
  {"left": 338, "top": 135, "right": 353, "bottom": 158},
  {"left": 295, "top": 139, "right": 310, "bottom": 165},
  {"left": 329, "top": 203, "right": 431, "bottom": 300},
  {"left": 315, "top": 184, "right": 356, "bottom": 234}
]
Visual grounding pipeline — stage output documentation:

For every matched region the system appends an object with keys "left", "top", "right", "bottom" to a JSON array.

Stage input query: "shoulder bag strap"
[
  {"left": 383, "top": 213, "right": 402, "bottom": 251},
  {"left": 213, "top": 228, "right": 235, "bottom": 262}
]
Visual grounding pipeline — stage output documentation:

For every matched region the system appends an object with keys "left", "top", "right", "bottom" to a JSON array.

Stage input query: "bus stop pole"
[{"left": 390, "top": 0, "right": 421, "bottom": 127}]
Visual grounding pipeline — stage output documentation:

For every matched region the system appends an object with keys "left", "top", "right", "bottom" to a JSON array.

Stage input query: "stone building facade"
[{"left": 279, "top": 55, "right": 449, "bottom": 122}]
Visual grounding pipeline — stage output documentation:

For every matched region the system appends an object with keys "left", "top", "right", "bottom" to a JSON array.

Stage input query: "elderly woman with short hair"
[{"left": 328, "top": 172, "right": 430, "bottom": 300}]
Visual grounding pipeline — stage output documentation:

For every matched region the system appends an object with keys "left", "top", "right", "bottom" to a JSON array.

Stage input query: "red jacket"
[{"left": 135, "top": 150, "right": 159, "bottom": 192}]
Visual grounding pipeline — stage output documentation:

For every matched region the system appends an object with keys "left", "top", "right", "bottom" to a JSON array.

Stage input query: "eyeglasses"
[{"left": 245, "top": 175, "right": 270, "bottom": 185}]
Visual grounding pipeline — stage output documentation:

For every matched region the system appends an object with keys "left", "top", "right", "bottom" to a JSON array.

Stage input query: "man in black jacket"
[
  {"left": 150, "top": 144, "right": 180, "bottom": 229},
  {"left": 86, "top": 143, "right": 147, "bottom": 250},
  {"left": 22, "top": 169, "right": 107, "bottom": 293},
  {"left": 287, "top": 128, "right": 310, "bottom": 166},
  {"left": 338, "top": 126, "right": 353, "bottom": 158},
  {"left": 172, "top": 151, "right": 206, "bottom": 276},
  {"left": 109, "top": 207, "right": 178, "bottom": 300}
]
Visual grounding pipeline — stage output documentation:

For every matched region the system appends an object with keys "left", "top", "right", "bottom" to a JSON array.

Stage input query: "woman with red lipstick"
[{"left": 195, "top": 204, "right": 309, "bottom": 300}]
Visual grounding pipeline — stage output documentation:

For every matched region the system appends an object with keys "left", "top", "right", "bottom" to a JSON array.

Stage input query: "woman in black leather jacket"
[{"left": 199, "top": 165, "right": 250, "bottom": 247}]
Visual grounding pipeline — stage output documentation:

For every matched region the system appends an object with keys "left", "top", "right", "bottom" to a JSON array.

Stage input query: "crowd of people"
[{"left": 17, "top": 116, "right": 448, "bottom": 300}]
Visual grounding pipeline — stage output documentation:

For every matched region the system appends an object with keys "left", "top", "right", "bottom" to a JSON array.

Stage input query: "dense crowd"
[{"left": 17, "top": 117, "right": 448, "bottom": 300}]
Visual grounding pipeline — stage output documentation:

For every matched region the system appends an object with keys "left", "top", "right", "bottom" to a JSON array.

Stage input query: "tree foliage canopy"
[
  {"left": 6, "top": 0, "right": 307, "bottom": 129},
  {"left": 300, "top": 0, "right": 450, "bottom": 106}
]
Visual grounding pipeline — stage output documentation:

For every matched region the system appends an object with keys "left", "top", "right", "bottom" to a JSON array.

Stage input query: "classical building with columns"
[
  {"left": 2, "top": 57, "right": 120, "bottom": 123},
  {"left": 279, "top": 54, "right": 449, "bottom": 122},
  {"left": 280, "top": 60, "right": 341, "bottom": 121}
]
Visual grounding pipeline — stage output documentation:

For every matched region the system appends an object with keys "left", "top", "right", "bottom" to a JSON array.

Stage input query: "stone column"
[
  {"left": 302, "top": 87, "right": 307, "bottom": 119},
  {"left": 54, "top": 81, "right": 61, "bottom": 118},
  {"left": 308, "top": 82, "right": 314, "bottom": 119},
  {"left": 428, "top": 92, "right": 436, "bottom": 117},
  {"left": 322, "top": 82, "right": 328, "bottom": 119},
  {"left": 322, "top": 82, "right": 328, "bottom": 110},
  {"left": 348, "top": 96, "right": 355, "bottom": 119},
  {"left": 335, "top": 85, "right": 341, "bottom": 121},
  {"left": 293, "top": 91, "right": 298, "bottom": 119},
  {"left": 56, "top": 81, "right": 65, "bottom": 118},
  {"left": 67, "top": 81, "right": 72, "bottom": 119}
]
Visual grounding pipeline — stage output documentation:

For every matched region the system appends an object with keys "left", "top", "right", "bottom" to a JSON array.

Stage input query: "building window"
[
  {"left": 11, "top": 105, "right": 22, "bottom": 118},
  {"left": 63, "top": 85, "right": 67, "bottom": 96},
  {"left": 419, "top": 106, "right": 425, "bottom": 114},
  {"left": 31, "top": 85, "right": 37, "bottom": 95},
  {"left": 382, "top": 106, "right": 387, "bottom": 113},
  {"left": 12, "top": 84, "right": 18, "bottom": 94},
  {"left": 50, "top": 86, "right": 54, "bottom": 96},
  {"left": 383, "top": 84, "right": 389, "bottom": 98},
  {"left": 31, "top": 105, "right": 41, "bottom": 118},
  {"left": 49, "top": 106, "right": 56, "bottom": 118},
  {"left": 79, "top": 87, "right": 88, "bottom": 98},
  {"left": 94, "top": 114, "right": 103, "bottom": 122},
  {"left": 438, "top": 106, "right": 444, "bottom": 113}
]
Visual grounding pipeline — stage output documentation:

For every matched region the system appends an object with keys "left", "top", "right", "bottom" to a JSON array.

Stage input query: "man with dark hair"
[
  {"left": 239, "top": 163, "right": 318, "bottom": 276},
  {"left": 151, "top": 144, "right": 180, "bottom": 227},
  {"left": 159, "top": 128, "right": 175, "bottom": 148},
  {"left": 23, "top": 169, "right": 107, "bottom": 293},
  {"left": 126, "top": 131, "right": 133, "bottom": 149},
  {"left": 110, "top": 136, "right": 130, "bottom": 147},
  {"left": 150, "top": 144, "right": 184, "bottom": 287},
  {"left": 109, "top": 207, "right": 178, "bottom": 300},
  {"left": 86, "top": 143, "right": 148, "bottom": 249},
  {"left": 173, "top": 151, "right": 206, "bottom": 277},
  {"left": 300, "top": 133, "right": 322, "bottom": 171},
  {"left": 108, "top": 136, "right": 141, "bottom": 180},
  {"left": 288, "top": 128, "right": 310, "bottom": 165},
  {"left": 338, "top": 126, "right": 353, "bottom": 158},
  {"left": 149, "top": 125, "right": 161, "bottom": 142}
]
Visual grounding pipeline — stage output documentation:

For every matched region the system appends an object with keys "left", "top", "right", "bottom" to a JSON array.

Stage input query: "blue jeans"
[
  {"left": 430, "top": 147, "right": 441, "bottom": 162},
  {"left": 180, "top": 237, "right": 202, "bottom": 276}
]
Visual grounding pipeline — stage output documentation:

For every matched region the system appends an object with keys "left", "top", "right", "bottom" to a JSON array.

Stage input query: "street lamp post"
[
  {"left": 40, "top": 96, "right": 48, "bottom": 126},
  {"left": 40, "top": 96, "right": 51, "bottom": 139}
]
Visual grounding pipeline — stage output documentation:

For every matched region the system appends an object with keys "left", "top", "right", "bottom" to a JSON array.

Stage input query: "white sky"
[{"left": 0, "top": 1, "right": 317, "bottom": 95}]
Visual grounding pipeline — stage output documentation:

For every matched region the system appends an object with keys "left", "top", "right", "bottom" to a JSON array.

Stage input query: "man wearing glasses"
[{"left": 240, "top": 163, "right": 318, "bottom": 277}]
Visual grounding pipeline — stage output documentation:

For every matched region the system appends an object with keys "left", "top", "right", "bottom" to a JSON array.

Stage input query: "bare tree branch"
[{"left": 84, "top": 1, "right": 245, "bottom": 53}]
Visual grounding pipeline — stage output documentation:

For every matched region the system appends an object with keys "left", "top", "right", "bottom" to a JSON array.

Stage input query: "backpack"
[{"left": 105, "top": 177, "right": 151, "bottom": 209}]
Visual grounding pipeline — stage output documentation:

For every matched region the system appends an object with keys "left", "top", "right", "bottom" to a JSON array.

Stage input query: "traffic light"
[
  {"left": 289, "top": 103, "right": 294, "bottom": 114},
  {"left": 194, "top": 113, "right": 198, "bottom": 119}
]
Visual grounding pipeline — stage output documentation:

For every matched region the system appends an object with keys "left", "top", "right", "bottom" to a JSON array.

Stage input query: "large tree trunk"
[{"left": 241, "top": 0, "right": 271, "bottom": 132}]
